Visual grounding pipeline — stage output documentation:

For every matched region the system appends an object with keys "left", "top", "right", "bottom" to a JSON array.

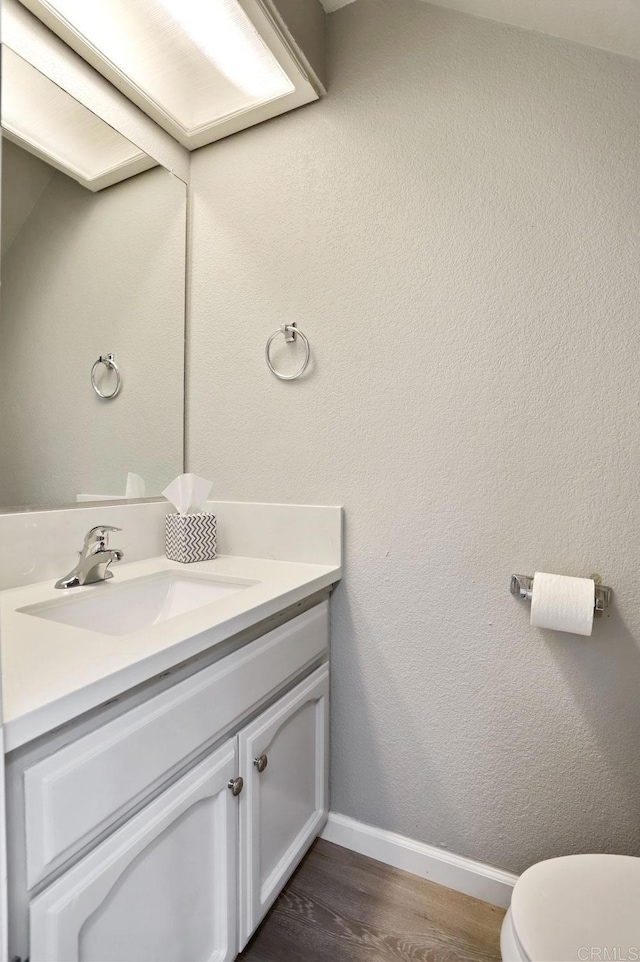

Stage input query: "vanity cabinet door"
[
  {"left": 238, "top": 664, "right": 329, "bottom": 949},
  {"left": 29, "top": 741, "right": 239, "bottom": 962}
]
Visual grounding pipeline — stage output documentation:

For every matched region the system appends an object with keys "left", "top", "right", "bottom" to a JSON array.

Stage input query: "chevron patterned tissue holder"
[{"left": 165, "top": 512, "right": 217, "bottom": 563}]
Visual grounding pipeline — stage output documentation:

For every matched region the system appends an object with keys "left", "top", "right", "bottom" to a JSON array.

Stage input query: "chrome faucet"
[{"left": 55, "top": 526, "right": 124, "bottom": 589}]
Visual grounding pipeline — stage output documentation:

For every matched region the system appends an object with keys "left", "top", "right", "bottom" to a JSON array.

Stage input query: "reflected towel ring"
[
  {"left": 265, "top": 324, "right": 311, "bottom": 381},
  {"left": 91, "top": 353, "right": 122, "bottom": 399}
]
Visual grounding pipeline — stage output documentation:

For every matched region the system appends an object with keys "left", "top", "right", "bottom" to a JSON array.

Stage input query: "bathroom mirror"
[{"left": 0, "top": 47, "right": 186, "bottom": 510}]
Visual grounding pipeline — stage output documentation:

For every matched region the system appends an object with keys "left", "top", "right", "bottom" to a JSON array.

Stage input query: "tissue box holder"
[{"left": 165, "top": 512, "right": 217, "bottom": 563}]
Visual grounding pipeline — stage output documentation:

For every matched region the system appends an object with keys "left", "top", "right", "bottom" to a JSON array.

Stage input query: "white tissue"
[
  {"left": 530, "top": 572, "right": 595, "bottom": 636},
  {"left": 125, "top": 473, "right": 146, "bottom": 499},
  {"left": 162, "top": 473, "right": 212, "bottom": 515}
]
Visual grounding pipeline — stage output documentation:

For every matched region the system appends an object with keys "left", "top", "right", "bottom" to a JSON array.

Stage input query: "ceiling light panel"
[
  {"left": 1, "top": 46, "right": 154, "bottom": 190},
  {"left": 21, "top": 0, "right": 306, "bottom": 146}
]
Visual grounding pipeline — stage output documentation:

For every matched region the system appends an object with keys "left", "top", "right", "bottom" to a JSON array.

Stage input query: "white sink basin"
[{"left": 19, "top": 571, "right": 256, "bottom": 636}]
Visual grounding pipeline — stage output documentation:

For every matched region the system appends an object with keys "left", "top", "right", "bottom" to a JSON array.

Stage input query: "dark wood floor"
[{"left": 239, "top": 839, "right": 505, "bottom": 962}]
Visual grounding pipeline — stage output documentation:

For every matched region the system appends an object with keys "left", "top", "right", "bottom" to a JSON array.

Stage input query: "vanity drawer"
[{"left": 24, "top": 601, "right": 329, "bottom": 888}]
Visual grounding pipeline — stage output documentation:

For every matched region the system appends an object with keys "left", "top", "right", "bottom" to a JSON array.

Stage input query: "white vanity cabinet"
[
  {"left": 8, "top": 597, "right": 331, "bottom": 962},
  {"left": 30, "top": 741, "right": 239, "bottom": 962}
]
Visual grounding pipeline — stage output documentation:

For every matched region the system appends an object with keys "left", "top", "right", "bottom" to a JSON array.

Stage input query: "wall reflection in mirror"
[{"left": 0, "top": 47, "right": 186, "bottom": 510}]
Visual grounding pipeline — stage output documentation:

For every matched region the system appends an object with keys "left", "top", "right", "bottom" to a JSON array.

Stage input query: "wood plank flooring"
[{"left": 239, "top": 839, "right": 505, "bottom": 962}]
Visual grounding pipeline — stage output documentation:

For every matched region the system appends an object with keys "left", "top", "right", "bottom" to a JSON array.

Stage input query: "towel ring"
[
  {"left": 91, "top": 353, "right": 122, "bottom": 399},
  {"left": 265, "top": 324, "right": 311, "bottom": 381}
]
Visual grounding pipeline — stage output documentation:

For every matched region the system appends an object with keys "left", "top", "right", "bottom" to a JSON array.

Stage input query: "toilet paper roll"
[{"left": 530, "top": 572, "right": 595, "bottom": 636}]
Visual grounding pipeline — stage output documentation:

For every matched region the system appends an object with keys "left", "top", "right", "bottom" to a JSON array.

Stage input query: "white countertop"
[{"left": 1, "top": 554, "right": 340, "bottom": 752}]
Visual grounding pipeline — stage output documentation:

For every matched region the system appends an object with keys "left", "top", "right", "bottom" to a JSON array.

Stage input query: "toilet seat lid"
[{"left": 511, "top": 854, "right": 640, "bottom": 962}]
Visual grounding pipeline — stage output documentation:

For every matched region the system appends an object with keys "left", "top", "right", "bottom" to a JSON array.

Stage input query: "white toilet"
[{"left": 501, "top": 853, "right": 640, "bottom": 961}]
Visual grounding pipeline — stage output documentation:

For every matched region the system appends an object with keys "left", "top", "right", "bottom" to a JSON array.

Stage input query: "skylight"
[
  {"left": 1, "top": 47, "right": 155, "bottom": 190},
  {"left": 19, "top": 0, "right": 312, "bottom": 149}
]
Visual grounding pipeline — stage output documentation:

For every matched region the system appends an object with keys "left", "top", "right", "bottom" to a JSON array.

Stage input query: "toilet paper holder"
[{"left": 510, "top": 574, "right": 612, "bottom": 616}]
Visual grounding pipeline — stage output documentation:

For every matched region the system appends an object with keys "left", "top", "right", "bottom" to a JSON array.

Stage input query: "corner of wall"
[{"left": 265, "top": 0, "right": 327, "bottom": 94}]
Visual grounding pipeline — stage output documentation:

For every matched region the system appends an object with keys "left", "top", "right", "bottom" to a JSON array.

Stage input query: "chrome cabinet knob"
[
  {"left": 228, "top": 776, "right": 244, "bottom": 797},
  {"left": 253, "top": 754, "right": 268, "bottom": 773}
]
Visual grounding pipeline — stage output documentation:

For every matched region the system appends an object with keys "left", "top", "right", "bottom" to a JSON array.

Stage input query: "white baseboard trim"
[{"left": 320, "top": 812, "right": 517, "bottom": 909}]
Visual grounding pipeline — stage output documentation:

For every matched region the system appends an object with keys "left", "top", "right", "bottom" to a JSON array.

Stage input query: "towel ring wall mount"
[
  {"left": 265, "top": 324, "right": 311, "bottom": 381},
  {"left": 91, "top": 353, "right": 122, "bottom": 399}
]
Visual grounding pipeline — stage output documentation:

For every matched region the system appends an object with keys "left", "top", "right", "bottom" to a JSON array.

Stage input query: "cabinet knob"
[
  {"left": 228, "top": 776, "right": 244, "bottom": 797},
  {"left": 253, "top": 754, "right": 268, "bottom": 773}
]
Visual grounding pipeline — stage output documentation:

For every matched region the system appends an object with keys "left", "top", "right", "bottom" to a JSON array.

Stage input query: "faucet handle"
[{"left": 83, "top": 525, "right": 122, "bottom": 549}]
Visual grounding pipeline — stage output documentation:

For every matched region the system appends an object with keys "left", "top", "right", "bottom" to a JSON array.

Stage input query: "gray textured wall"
[
  {"left": 188, "top": 1, "right": 640, "bottom": 872},
  {"left": 0, "top": 144, "right": 186, "bottom": 506},
  {"left": 0, "top": 142, "right": 52, "bottom": 260}
]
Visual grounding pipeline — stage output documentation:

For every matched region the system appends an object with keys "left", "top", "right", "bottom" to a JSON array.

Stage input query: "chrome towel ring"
[
  {"left": 91, "top": 353, "right": 122, "bottom": 399},
  {"left": 265, "top": 324, "right": 311, "bottom": 381}
]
